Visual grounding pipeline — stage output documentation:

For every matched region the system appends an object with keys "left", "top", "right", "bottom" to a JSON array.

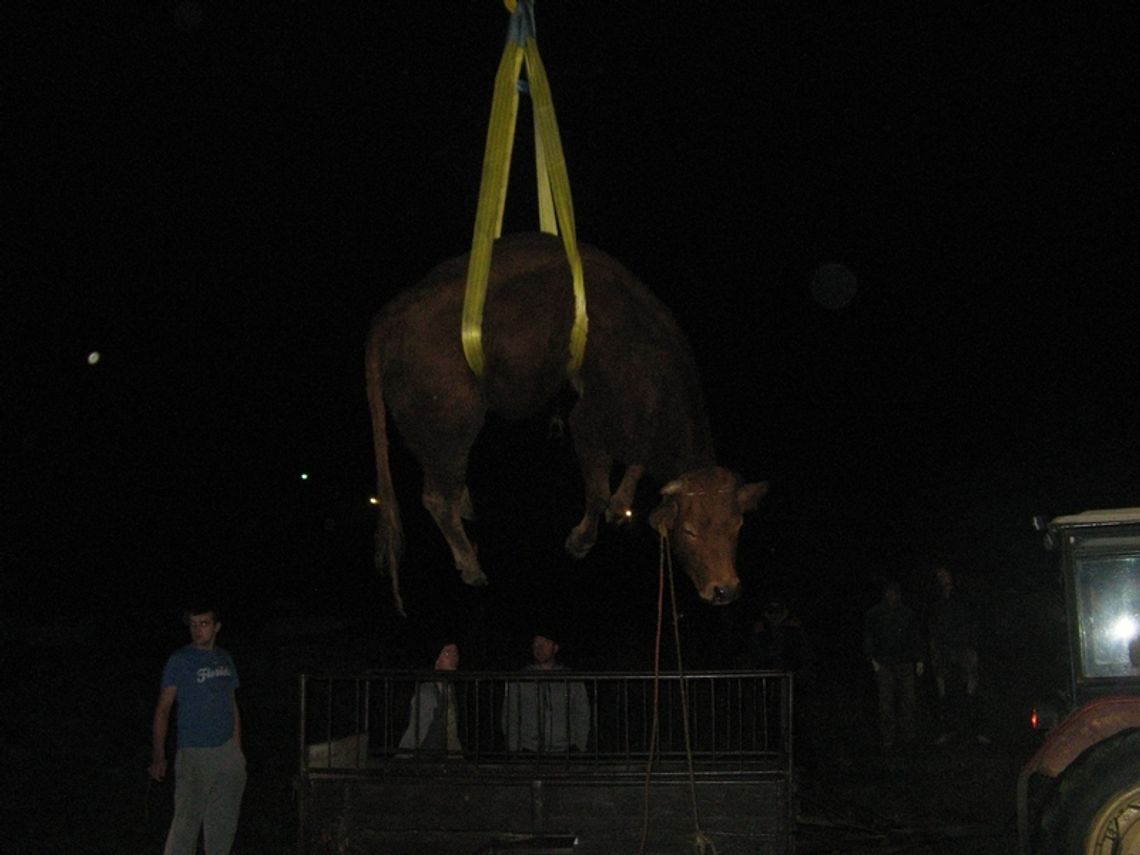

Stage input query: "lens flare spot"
[
  {"left": 810, "top": 262, "right": 858, "bottom": 310},
  {"left": 1111, "top": 614, "right": 1138, "bottom": 642}
]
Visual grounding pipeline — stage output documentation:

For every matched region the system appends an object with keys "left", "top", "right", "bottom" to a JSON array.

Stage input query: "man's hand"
[
  {"left": 870, "top": 658, "right": 881, "bottom": 672},
  {"left": 148, "top": 757, "right": 167, "bottom": 782},
  {"left": 916, "top": 661, "right": 925, "bottom": 677}
]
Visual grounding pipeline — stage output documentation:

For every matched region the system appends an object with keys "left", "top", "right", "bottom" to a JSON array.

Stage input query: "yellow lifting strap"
[{"left": 461, "top": 0, "right": 588, "bottom": 380}]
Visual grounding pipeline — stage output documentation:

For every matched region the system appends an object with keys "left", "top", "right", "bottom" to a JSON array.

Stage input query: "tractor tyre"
[{"left": 1037, "top": 728, "right": 1140, "bottom": 855}]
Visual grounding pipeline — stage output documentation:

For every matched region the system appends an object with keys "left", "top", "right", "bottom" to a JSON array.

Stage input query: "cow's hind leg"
[
  {"left": 394, "top": 372, "right": 486, "bottom": 588},
  {"left": 422, "top": 467, "right": 487, "bottom": 587}
]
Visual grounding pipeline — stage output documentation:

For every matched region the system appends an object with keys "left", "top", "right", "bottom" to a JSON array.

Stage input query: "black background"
[{"left": 8, "top": 2, "right": 1138, "bottom": 669}]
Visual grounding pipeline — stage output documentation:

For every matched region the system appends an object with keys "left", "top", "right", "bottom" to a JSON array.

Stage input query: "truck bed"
[{"left": 296, "top": 670, "right": 795, "bottom": 854}]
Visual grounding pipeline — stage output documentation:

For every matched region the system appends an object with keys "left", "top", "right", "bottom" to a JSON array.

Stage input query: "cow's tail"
[{"left": 365, "top": 321, "right": 406, "bottom": 616}]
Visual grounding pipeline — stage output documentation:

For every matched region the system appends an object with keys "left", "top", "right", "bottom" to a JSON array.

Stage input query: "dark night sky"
[{"left": 7, "top": 3, "right": 1139, "bottom": 665}]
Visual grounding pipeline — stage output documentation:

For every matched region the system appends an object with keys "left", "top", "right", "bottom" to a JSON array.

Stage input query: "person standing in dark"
[
  {"left": 928, "top": 567, "right": 988, "bottom": 744},
  {"left": 398, "top": 642, "right": 463, "bottom": 755},
  {"left": 501, "top": 632, "right": 590, "bottom": 753},
  {"left": 749, "top": 597, "right": 819, "bottom": 767},
  {"left": 749, "top": 598, "right": 815, "bottom": 675},
  {"left": 863, "top": 581, "right": 924, "bottom": 752},
  {"left": 148, "top": 604, "right": 246, "bottom": 855}
]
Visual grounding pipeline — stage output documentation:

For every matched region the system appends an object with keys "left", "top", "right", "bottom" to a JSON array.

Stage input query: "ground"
[
  {"left": 798, "top": 749, "right": 1020, "bottom": 854},
  {"left": 5, "top": 607, "right": 1028, "bottom": 854}
]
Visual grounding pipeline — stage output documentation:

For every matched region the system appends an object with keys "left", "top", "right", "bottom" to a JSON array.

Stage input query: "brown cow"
[{"left": 366, "top": 232, "right": 767, "bottom": 613}]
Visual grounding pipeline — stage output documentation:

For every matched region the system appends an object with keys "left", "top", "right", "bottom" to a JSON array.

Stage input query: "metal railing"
[{"left": 300, "top": 670, "right": 792, "bottom": 776}]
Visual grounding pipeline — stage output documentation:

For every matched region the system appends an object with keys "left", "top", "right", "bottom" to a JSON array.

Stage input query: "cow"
[{"left": 366, "top": 232, "right": 767, "bottom": 613}]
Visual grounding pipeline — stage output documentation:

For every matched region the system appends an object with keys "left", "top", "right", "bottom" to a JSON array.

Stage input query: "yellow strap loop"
[{"left": 462, "top": 0, "right": 588, "bottom": 380}]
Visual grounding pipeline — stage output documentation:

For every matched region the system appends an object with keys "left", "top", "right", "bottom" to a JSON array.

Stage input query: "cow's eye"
[{"left": 682, "top": 527, "right": 698, "bottom": 539}]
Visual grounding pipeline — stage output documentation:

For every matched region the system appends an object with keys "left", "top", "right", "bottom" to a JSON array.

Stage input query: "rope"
[
  {"left": 639, "top": 528, "right": 719, "bottom": 855},
  {"left": 667, "top": 539, "right": 701, "bottom": 837},
  {"left": 638, "top": 530, "right": 668, "bottom": 854}
]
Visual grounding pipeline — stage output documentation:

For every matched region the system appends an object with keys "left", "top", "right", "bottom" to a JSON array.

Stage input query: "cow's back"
[{"left": 371, "top": 233, "right": 711, "bottom": 472}]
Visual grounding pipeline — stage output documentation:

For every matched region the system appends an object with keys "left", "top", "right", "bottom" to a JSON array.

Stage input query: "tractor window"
[{"left": 1073, "top": 550, "right": 1140, "bottom": 679}]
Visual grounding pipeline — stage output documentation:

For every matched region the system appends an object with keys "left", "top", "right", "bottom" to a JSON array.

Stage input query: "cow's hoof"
[
  {"left": 604, "top": 506, "right": 634, "bottom": 526},
  {"left": 565, "top": 529, "right": 596, "bottom": 560},
  {"left": 460, "top": 567, "right": 488, "bottom": 587}
]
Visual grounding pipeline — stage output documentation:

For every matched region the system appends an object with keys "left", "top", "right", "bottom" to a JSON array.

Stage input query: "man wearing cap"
[{"left": 502, "top": 633, "right": 590, "bottom": 753}]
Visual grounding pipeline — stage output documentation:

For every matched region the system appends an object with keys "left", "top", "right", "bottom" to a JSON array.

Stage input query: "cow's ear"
[
  {"left": 737, "top": 481, "right": 769, "bottom": 512},
  {"left": 649, "top": 499, "right": 679, "bottom": 534}
]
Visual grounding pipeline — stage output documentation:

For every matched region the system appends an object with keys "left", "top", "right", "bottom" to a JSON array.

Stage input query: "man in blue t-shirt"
[{"left": 148, "top": 605, "right": 246, "bottom": 855}]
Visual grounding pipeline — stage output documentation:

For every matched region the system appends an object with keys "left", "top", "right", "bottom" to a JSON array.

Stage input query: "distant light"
[
  {"left": 87, "top": 351, "right": 101, "bottom": 365},
  {"left": 1111, "top": 614, "right": 1139, "bottom": 642},
  {"left": 624, "top": 509, "right": 633, "bottom": 519},
  {"left": 300, "top": 473, "right": 309, "bottom": 481},
  {"left": 368, "top": 496, "right": 380, "bottom": 506}
]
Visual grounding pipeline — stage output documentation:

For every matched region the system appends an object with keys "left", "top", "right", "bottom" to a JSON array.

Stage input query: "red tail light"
[{"left": 1030, "top": 708, "right": 1040, "bottom": 730}]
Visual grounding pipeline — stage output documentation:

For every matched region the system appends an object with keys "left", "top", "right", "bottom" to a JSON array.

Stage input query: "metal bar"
[
  {"left": 298, "top": 673, "right": 308, "bottom": 773},
  {"left": 297, "top": 673, "right": 307, "bottom": 855},
  {"left": 354, "top": 678, "right": 362, "bottom": 766},
  {"left": 325, "top": 679, "right": 333, "bottom": 768},
  {"left": 706, "top": 674, "right": 715, "bottom": 756},
  {"left": 363, "top": 677, "right": 371, "bottom": 765},
  {"left": 296, "top": 671, "right": 792, "bottom": 769}
]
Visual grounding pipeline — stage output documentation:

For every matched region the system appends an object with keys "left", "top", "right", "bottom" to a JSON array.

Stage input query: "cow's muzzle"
[{"left": 709, "top": 584, "right": 740, "bottom": 606}]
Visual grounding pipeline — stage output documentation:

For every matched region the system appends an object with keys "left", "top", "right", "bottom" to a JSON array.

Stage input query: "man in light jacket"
[{"left": 502, "top": 633, "right": 590, "bottom": 753}]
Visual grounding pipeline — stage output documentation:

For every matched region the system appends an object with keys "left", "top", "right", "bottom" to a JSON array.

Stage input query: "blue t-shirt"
[{"left": 161, "top": 645, "right": 240, "bottom": 749}]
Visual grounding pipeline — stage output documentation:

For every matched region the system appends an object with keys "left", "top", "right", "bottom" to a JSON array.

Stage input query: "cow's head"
[{"left": 648, "top": 467, "right": 768, "bottom": 605}]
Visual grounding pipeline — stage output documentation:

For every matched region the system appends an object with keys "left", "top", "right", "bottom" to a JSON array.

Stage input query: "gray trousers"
[{"left": 164, "top": 738, "right": 246, "bottom": 855}]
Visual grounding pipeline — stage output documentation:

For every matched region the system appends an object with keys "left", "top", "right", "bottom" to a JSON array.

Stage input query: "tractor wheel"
[{"left": 1038, "top": 729, "right": 1140, "bottom": 855}]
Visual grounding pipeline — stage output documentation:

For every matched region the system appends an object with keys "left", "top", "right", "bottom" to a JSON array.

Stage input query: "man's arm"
[
  {"left": 148, "top": 685, "right": 177, "bottom": 781},
  {"left": 232, "top": 695, "right": 242, "bottom": 749}
]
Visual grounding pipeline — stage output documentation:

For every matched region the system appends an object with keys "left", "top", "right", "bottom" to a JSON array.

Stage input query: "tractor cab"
[
  {"left": 1042, "top": 508, "right": 1140, "bottom": 706},
  {"left": 1019, "top": 507, "right": 1140, "bottom": 853}
]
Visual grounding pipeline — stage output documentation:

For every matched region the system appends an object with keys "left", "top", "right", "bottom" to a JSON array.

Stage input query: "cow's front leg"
[
  {"left": 566, "top": 455, "right": 611, "bottom": 559},
  {"left": 605, "top": 464, "right": 645, "bottom": 525},
  {"left": 423, "top": 473, "right": 487, "bottom": 587}
]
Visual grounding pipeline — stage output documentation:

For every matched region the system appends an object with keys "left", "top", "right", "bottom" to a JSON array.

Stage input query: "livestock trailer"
[{"left": 296, "top": 669, "right": 795, "bottom": 854}]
